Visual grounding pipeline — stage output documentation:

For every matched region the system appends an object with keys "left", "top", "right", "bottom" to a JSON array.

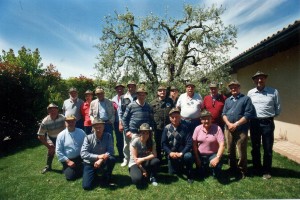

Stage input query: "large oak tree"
[{"left": 96, "top": 4, "right": 237, "bottom": 91}]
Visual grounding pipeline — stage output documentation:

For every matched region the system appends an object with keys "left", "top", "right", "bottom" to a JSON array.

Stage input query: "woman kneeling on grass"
[
  {"left": 129, "top": 123, "right": 160, "bottom": 188},
  {"left": 192, "top": 110, "right": 225, "bottom": 179}
]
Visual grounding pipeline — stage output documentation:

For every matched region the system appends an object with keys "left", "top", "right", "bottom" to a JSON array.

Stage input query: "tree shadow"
[{"left": 0, "top": 136, "right": 40, "bottom": 158}]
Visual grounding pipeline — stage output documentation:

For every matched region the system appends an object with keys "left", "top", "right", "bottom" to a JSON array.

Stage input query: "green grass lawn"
[{"left": 0, "top": 138, "right": 299, "bottom": 199}]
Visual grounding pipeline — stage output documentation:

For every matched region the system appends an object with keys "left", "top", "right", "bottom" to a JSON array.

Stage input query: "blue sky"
[{"left": 1, "top": 0, "right": 299, "bottom": 79}]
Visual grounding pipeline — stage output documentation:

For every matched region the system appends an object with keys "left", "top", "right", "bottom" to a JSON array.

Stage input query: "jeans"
[
  {"left": 62, "top": 156, "right": 83, "bottom": 181},
  {"left": 250, "top": 118, "right": 275, "bottom": 174},
  {"left": 168, "top": 152, "right": 193, "bottom": 178},
  {"left": 82, "top": 156, "right": 116, "bottom": 190},
  {"left": 197, "top": 153, "right": 223, "bottom": 178},
  {"left": 225, "top": 128, "right": 248, "bottom": 173},
  {"left": 114, "top": 121, "right": 124, "bottom": 158}
]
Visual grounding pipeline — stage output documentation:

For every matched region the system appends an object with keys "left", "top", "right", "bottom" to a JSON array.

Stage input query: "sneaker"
[
  {"left": 41, "top": 166, "right": 51, "bottom": 174},
  {"left": 150, "top": 177, "right": 158, "bottom": 186},
  {"left": 263, "top": 174, "right": 271, "bottom": 180},
  {"left": 120, "top": 161, "right": 128, "bottom": 167}
]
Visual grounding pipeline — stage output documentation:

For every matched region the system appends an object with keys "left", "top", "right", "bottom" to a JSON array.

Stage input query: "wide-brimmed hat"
[
  {"left": 227, "top": 80, "right": 240, "bottom": 87},
  {"left": 185, "top": 82, "right": 195, "bottom": 87},
  {"left": 92, "top": 119, "right": 106, "bottom": 126},
  {"left": 95, "top": 88, "right": 105, "bottom": 94},
  {"left": 69, "top": 87, "right": 77, "bottom": 93},
  {"left": 138, "top": 123, "right": 152, "bottom": 131},
  {"left": 252, "top": 71, "right": 268, "bottom": 80},
  {"left": 115, "top": 83, "right": 125, "bottom": 89},
  {"left": 170, "top": 86, "right": 178, "bottom": 91},
  {"left": 65, "top": 114, "right": 76, "bottom": 121},
  {"left": 47, "top": 103, "right": 58, "bottom": 110},
  {"left": 200, "top": 110, "right": 212, "bottom": 118},
  {"left": 85, "top": 90, "right": 93, "bottom": 95},
  {"left": 157, "top": 85, "right": 167, "bottom": 90},
  {"left": 209, "top": 83, "right": 218, "bottom": 88},
  {"left": 169, "top": 108, "right": 180, "bottom": 115},
  {"left": 136, "top": 87, "right": 148, "bottom": 94},
  {"left": 127, "top": 80, "right": 136, "bottom": 87}
]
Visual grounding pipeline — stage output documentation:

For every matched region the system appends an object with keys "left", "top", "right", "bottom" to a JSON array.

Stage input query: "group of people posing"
[{"left": 37, "top": 70, "right": 281, "bottom": 190}]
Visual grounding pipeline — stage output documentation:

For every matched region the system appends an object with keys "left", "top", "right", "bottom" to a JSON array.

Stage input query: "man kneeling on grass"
[
  {"left": 56, "top": 115, "right": 86, "bottom": 181},
  {"left": 80, "top": 119, "right": 116, "bottom": 190}
]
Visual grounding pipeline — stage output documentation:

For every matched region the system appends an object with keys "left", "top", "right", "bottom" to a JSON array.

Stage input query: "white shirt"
[{"left": 176, "top": 93, "right": 202, "bottom": 119}]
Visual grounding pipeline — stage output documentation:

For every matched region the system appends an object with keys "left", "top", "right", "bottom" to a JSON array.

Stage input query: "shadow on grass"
[{"left": 0, "top": 135, "right": 40, "bottom": 158}]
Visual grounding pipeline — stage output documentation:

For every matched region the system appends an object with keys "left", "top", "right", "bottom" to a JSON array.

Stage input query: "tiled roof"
[{"left": 228, "top": 20, "right": 300, "bottom": 72}]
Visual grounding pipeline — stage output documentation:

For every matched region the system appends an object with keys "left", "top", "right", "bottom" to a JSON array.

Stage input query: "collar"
[{"left": 230, "top": 93, "right": 242, "bottom": 100}]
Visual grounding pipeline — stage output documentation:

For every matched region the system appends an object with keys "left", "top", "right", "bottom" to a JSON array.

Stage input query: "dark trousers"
[
  {"left": 76, "top": 119, "right": 84, "bottom": 130},
  {"left": 114, "top": 121, "right": 124, "bottom": 158},
  {"left": 82, "top": 156, "right": 116, "bottom": 190},
  {"left": 250, "top": 118, "right": 275, "bottom": 174},
  {"left": 154, "top": 129, "right": 163, "bottom": 160},
  {"left": 182, "top": 118, "right": 200, "bottom": 134},
  {"left": 105, "top": 123, "right": 113, "bottom": 140},
  {"left": 62, "top": 156, "right": 83, "bottom": 181},
  {"left": 168, "top": 152, "right": 193, "bottom": 178},
  {"left": 197, "top": 153, "right": 223, "bottom": 178},
  {"left": 84, "top": 126, "right": 92, "bottom": 135},
  {"left": 129, "top": 158, "right": 160, "bottom": 185}
]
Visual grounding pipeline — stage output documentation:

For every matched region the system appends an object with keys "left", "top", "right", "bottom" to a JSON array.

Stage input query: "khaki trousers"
[{"left": 225, "top": 128, "right": 248, "bottom": 173}]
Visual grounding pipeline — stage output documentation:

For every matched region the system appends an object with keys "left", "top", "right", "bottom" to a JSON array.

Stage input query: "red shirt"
[
  {"left": 81, "top": 101, "right": 92, "bottom": 126},
  {"left": 202, "top": 94, "right": 226, "bottom": 127}
]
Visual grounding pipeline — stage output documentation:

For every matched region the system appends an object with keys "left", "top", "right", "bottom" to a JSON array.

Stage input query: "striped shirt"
[
  {"left": 37, "top": 114, "right": 65, "bottom": 138},
  {"left": 122, "top": 101, "right": 153, "bottom": 134}
]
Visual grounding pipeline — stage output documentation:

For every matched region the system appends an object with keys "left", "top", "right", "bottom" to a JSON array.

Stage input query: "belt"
[{"left": 254, "top": 117, "right": 274, "bottom": 121}]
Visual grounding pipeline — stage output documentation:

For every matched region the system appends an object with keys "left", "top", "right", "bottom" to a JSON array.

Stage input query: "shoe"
[
  {"left": 187, "top": 178, "right": 194, "bottom": 184},
  {"left": 120, "top": 161, "right": 128, "bottom": 167},
  {"left": 41, "top": 166, "right": 51, "bottom": 174},
  {"left": 150, "top": 177, "right": 158, "bottom": 186},
  {"left": 263, "top": 174, "right": 271, "bottom": 180}
]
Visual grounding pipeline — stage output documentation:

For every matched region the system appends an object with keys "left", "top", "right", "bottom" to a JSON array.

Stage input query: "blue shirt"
[
  {"left": 80, "top": 132, "right": 114, "bottom": 164},
  {"left": 247, "top": 86, "right": 281, "bottom": 118},
  {"left": 56, "top": 128, "right": 86, "bottom": 162},
  {"left": 222, "top": 93, "right": 255, "bottom": 132},
  {"left": 98, "top": 100, "right": 109, "bottom": 121}
]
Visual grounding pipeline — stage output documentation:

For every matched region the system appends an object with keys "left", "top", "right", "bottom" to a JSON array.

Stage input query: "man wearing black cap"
[
  {"left": 37, "top": 103, "right": 65, "bottom": 174},
  {"left": 222, "top": 80, "right": 255, "bottom": 178},
  {"left": 248, "top": 71, "right": 281, "bottom": 180}
]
